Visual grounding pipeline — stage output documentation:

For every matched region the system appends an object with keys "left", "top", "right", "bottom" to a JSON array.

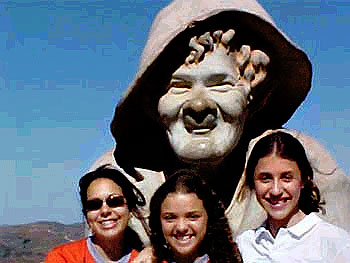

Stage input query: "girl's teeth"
[
  {"left": 176, "top": 235, "right": 192, "bottom": 241},
  {"left": 101, "top": 220, "right": 116, "bottom": 226}
]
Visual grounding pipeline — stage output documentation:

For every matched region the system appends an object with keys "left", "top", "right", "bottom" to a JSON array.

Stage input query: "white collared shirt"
[{"left": 236, "top": 213, "right": 350, "bottom": 262}]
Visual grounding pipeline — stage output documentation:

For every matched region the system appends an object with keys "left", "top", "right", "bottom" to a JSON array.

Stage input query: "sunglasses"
[{"left": 85, "top": 195, "right": 127, "bottom": 211}]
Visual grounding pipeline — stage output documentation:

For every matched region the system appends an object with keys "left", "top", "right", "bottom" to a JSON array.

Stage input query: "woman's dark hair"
[
  {"left": 79, "top": 164, "right": 146, "bottom": 216},
  {"left": 79, "top": 164, "right": 146, "bottom": 250},
  {"left": 245, "top": 131, "right": 322, "bottom": 214},
  {"left": 149, "top": 169, "right": 242, "bottom": 263}
]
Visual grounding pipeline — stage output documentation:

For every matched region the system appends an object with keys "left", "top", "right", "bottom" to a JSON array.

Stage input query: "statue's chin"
[{"left": 167, "top": 122, "right": 242, "bottom": 165}]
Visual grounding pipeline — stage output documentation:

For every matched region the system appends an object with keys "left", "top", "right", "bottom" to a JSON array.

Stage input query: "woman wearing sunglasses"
[
  {"left": 45, "top": 164, "right": 146, "bottom": 262},
  {"left": 236, "top": 131, "right": 350, "bottom": 262},
  {"left": 148, "top": 169, "right": 242, "bottom": 263}
]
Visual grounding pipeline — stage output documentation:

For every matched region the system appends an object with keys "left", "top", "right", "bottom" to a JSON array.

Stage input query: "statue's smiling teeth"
[
  {"left": 192, "top": 128, "right": 211, "bottom": 135},
  {"left": 183, "top": 114, "right": 217, "bottom": 134}
]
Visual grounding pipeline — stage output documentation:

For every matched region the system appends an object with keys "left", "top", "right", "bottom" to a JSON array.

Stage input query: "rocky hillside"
[{"left": 0, "top": 221, "right": 84, "bottom": 263}]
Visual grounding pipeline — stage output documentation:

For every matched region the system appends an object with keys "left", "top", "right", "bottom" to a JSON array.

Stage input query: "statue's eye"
[
  {"left": 168, "top": 82, "right": 191, "bottom": 94},
  {"left": 208, "top": 82, "right": 235, "bottom": 92}
]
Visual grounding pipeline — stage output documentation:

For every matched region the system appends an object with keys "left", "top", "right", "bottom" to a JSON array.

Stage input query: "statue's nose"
[{"left": 182, "top": 97, "right": 217, "bottom": 131}]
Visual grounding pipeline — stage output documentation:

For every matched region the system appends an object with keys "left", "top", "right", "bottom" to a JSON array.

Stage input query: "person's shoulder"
[
  {"left": 129, "top": 249, "right": 140, "bottom": 262},
  {"left": 45, "top": 239, "right": 91, "bottom": 263},
  {"left": 51, "top": 238, "right": 87, "bottom": 252},
  {"left": 236, "top": 228, "right": 257, "bottom": 243},
  {"left": 318, "top": 217, "right": 350, "bottom": 236},
  {"left": 310, "top": 214, "right": 350, "bottom": 260},
  {"left": 311, "top": 214, "right": 350, "bottom": 241}
]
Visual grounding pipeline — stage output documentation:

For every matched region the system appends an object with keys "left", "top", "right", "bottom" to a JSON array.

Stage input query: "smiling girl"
[
  {"left": 149, "top": 169, "right": 242, "bottom": 263},
  {"left": 237, "top": 131, "right": 350, "bottom": 262}
]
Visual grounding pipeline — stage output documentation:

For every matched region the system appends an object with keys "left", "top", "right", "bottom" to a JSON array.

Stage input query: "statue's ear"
[{"left": 244, "top": 50, "right": 270, "bottom": 88}]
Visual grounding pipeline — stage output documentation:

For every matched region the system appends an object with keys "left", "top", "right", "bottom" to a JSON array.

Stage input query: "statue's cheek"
[
  {"left": 158, "top": 93, "right": 185, "bottom": 122},
  {"left": 207, "top": 89, "right": 247, "bottom": 118}
]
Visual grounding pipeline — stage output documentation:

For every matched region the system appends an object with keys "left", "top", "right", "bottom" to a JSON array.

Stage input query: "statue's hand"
[
  {"left": 133, "top": 247, "right": 155, "bottom": 263},
  {"left": 248, "top": 50, "right": 270, "bottom": 88},
  {"left": 237, "top": 46, "right": 269, "bottom": 89}
]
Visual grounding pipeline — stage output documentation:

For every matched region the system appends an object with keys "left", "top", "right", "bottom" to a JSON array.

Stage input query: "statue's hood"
[{"left": 111, "top": 0, "right": 312, "bottom": 174}]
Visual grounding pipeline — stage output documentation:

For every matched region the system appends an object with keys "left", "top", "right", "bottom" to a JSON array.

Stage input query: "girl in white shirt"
[{"left": 237, "top": 131, "right": 350, "bottom": 263}]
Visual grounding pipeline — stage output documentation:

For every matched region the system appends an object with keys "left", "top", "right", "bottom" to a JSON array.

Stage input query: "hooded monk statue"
[{"left": 91, "top": 0, "right": 350, "bottom": 244}]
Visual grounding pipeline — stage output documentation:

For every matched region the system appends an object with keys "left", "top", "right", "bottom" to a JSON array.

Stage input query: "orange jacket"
[{"left": 45, "top": 239, "right": 139, "bottom": 263}]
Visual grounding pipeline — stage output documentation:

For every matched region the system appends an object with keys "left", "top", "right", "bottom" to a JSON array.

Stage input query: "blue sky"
[{"left": 0, "top": 0, "right": 349, "bottom": 225}]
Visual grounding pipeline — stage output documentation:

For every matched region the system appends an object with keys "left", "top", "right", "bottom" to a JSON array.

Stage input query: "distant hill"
[{"left": 0, "top": 221, "right": 84, "bottom": 263}]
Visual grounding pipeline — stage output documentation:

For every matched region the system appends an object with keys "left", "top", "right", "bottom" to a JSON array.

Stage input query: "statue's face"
[{"left": 158, "top": 47, "right": 249, "bottom": 164}]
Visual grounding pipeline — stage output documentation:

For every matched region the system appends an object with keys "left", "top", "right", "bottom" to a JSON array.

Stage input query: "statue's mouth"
[
  {"left": 192, "top": 128, "right": 211, "bottom": 135},
  {"left": 183, "top": 114, "right": 217, "bottom": 134}
]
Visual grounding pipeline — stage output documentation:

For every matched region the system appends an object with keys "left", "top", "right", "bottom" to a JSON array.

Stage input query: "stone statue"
[{"left": 91, "top": 0, "right": 350, "bottom": 243}]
